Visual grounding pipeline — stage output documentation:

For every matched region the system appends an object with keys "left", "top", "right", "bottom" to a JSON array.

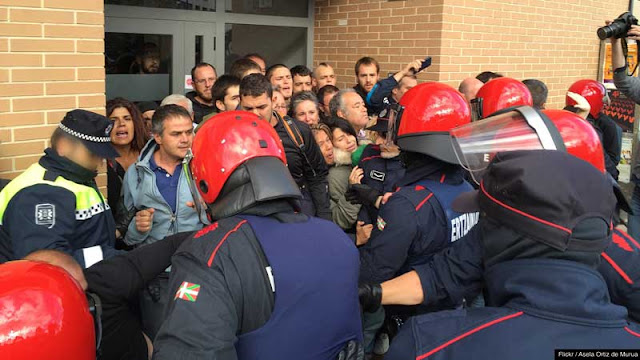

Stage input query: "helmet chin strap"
[
  {"left": 518, "top": 106, "right": 567, "bottom": 152},
  {"left": 182, "top": 148, "right": 208, "bottom": 224},
  {"left": 86, "top": 292, "right": 103, "bottom": 352}
]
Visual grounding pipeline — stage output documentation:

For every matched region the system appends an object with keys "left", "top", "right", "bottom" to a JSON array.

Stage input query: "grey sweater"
[
  {"left": 613, "top": 66, "right": 640, "bottom": 179},
  {"left": 614, "top": 66, "right": 640, "bottom": 104}
]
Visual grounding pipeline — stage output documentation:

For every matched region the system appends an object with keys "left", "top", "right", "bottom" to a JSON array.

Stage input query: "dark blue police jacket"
[
  {"left": 415, "top": 227, "right": 640, "bottom": 322},
  {"left": 387, "top": 258, "right": 640, "bottom": 360},
  {"left": 357, "top": 144, "right": 405, "bottom": 224},
  {"left": 359, "top": 165, "right": 479, "bottom": 284},
  {"left": 236, "top": 215, "right": 363, "bottom": 360}
]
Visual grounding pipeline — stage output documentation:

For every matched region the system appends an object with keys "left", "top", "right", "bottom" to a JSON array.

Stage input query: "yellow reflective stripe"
[{"left": 0, "top": 163, "right": 107, "bottom": 224}]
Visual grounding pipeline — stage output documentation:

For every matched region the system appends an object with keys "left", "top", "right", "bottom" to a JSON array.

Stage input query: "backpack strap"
[
  {"left": 276, "top": 113, "right": 317, "bottom": 177},
  {"left": 279, "top": 113, "right": 305, "bottom": 149}
]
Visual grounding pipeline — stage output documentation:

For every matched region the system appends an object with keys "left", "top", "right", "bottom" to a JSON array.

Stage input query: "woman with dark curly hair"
[{"left": 106, "top": 97, "right": 150, "bottom": 241}]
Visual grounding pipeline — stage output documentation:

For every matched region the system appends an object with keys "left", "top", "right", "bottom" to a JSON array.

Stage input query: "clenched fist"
[{"left": 135, "top": 208, "right": 155, "bottom": 233}]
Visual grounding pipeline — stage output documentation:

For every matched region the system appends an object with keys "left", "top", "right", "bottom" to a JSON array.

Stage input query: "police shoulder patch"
[
  {"left": 370, "top": 170, "right": 386, "bottom": 182},
  {"left": 35, "top": 203, "right": 55, "bottom": 229},
  {"left": 377, "top": 216, "right": 387, "bottom": 231}
]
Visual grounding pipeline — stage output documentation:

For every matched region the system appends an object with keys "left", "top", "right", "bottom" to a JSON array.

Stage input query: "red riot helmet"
[
  {"left": 472, "top": 77, "right": 533, "bottom": 120},
  {"left": 387, "top": 82, "right": 471, "bottom": 164},
  {"left": 542, "top": 109, "right": 605, "bottom": 173},
  {"left": 187, "top": 111, "right": 299, "bottom": 215},
  {"left": 566, "top": 79, "right": 610, "bottom": 118},
  {"left": 0, "top": 261, "right": 96, "bottom": 360}
]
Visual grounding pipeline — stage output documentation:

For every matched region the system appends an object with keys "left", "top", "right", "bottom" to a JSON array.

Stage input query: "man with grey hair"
[
  {"left": 329, "top": 88, "right": 370, "bottom": 141},
  {"left": 160, "top": 94, "right": 194, "bottom": 124},
  {"left": 121, "top": 104, "right": 207, "bottom": 339}
]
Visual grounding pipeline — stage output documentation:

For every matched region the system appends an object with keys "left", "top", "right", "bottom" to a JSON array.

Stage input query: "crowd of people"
[{"left": 1, "top": 22, "right": 640, "bottom": 360}]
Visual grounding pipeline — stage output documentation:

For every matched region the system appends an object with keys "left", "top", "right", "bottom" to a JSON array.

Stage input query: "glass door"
[
  {"left": 184, "top": 22, "right": 217, "bottom": 88},
  {"left": 105, "top": 18, "right": 184, "bottom": 102},
  {"left": 105, "top": 0, "right": 314, "bottom": 97}
]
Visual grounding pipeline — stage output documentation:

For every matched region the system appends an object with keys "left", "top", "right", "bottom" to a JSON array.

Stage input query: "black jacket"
[
  {"left": 414, "top": 227, "right": 640, "bottom": 322},
  {"left": 589, "top": 113, "right": 621, "bottom": 180},
  {"left": 86, "top": 231, "right": 191, "bottom": 360},
  {"left": 107, "top": 159, "right": 135, "bottom": 244},
  {"left": 388, "top": 259, "right": 640, "bottom": 360},
  {"left": 152, "top": 204, "right": 285, "bottom": 360},
  {"left": 186, "top": 91, "right": 216, "bottom": 124},
  {"left": 273, "top": 113, "right": 331, "bottom": 220}
]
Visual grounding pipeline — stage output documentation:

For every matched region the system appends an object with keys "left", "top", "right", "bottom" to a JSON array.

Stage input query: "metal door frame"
[{"left": 106, "top": 0, "right": 315, "bottom": 94}]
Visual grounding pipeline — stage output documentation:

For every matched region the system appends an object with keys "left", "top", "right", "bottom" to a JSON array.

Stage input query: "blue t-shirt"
[{"left": 149, "top": 153, "right": 182, "bottom": 213}]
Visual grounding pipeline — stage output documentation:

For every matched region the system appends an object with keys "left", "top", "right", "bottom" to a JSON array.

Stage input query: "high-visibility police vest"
[
  {"left": 0, "top": 163, "right": 116, "bottom": 266},
  {"left": 0, "top": 164, "right": 110, "bottom": 224}
]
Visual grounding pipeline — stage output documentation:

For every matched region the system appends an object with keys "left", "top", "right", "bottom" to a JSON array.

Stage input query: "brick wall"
[
  {"left": 315, "top": 0, "right": 446, "bottom": 85},
  {"left": 0, "top": 0, "right": 106, "bottom": 187},
  {"left": 314, "top": 0, "right": 629, "bottom": 109}
]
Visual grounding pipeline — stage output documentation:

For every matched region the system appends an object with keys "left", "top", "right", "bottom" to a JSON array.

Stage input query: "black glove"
[
  {"left": 345, "top": 184, "right": 381, "bottom": 207},
  {"left": 358, "top": 283, "right": 382, "bottom": 313},
  {"left": 335, "top": 340, "right": 365, "bottom": 360}
]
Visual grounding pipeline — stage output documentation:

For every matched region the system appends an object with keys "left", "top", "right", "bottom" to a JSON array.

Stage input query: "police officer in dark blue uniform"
[
  {"left": 346, "top": 113, "right": 405, "bottom": 226},
  {"left": 0, "top": 110, "right": 120, "bottom": 268},
  {"left": 386, "top": 150, "right": 640, "bottom": 359},
  {"left": 358, "top": 109, "right": 640, "bottom": 324},
  {"left": 358, "top": 82, "right": 479, "bottom": 285},
  {"left": 152, "top": 111, "right": 363, "bottom": 360}
]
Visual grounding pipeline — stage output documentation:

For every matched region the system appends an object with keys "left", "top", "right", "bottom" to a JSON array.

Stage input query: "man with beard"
[{"left": 186, "top": 63, "right": 218, "bottom": 124}]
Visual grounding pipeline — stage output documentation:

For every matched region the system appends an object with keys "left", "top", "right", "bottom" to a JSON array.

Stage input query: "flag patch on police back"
[
  {"left": 175, "top": 281, "right": 201, "bottom": 302},
  {"left": 377, "top": 216, "right": 386, "bottom": 231}
]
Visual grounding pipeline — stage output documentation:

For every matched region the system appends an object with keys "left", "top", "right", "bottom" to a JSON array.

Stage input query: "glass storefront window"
[
  {"left": 105, "top": 0, "right": 215, "bottom": 11},
  {"left": 105, "top": 33, "right": 173, "bottom": 102},
  {"left": 225, "top": 0, "right": 308, "bottom": 17},
  {"left": 224, "top": 24, "right": 307, "bottom": 73}
]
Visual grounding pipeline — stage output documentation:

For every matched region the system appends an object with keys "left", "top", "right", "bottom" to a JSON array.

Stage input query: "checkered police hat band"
[{"left": 59, "top": 123, "right": 112, "bottom": 143}]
